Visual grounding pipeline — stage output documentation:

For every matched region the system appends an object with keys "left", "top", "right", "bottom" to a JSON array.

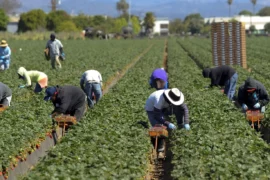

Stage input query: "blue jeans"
[
  {"left": 0, "top": 60, "right": 10, "bottom": 70},
  {"left": 224, "top": 73, "right": 238, "bottom": 100},
  {"left": 85, "top": 83, "right": 102, "bottom": 108}
]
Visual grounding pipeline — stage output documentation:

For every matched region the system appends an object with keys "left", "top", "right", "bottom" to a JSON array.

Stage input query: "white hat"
[{"left": 164, "top": 88, "right": 184, "bottom": 106}]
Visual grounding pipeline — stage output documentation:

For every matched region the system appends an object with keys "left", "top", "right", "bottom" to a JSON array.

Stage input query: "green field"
[{"left": 1, "top": 37, "right": 270, "bottom": 179}]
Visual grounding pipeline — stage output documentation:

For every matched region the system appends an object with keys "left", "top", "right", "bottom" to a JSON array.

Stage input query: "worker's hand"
[
  {"left": 168, "top": 123, "right": 176, "bottom": 130},
  {"left": 184, "top": 124, "right": 190, "bottom": 130},
  {"left": 253, "top": 102, "right": 260, "bottom": 109},
  {"left": 18, "top": 85, "right": 25, "bottom": 89},
  {"left": 242, "top": 104, "right": 248, "bottom": 111}
]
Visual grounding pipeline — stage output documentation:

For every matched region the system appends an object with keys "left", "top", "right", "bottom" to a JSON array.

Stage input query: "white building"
[
  {"left": 141, "top": 17, "right": 170, "bottom": 36},
  {"left": 204, "top": 15, "right": 270, "bottom": 33}
]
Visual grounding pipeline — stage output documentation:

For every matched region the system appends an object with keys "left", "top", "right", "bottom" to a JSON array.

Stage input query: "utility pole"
[{"left": 51, "top": 0, "right": 59, "bottom": 11}]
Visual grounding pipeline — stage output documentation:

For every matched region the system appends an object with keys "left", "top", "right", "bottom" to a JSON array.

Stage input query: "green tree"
[
  {"left": 264, "top": 22, "right": 270, "bottom": 33},
  {"left": 0, "top": 9, "right": 9, "bottom": 31},
  {"left": 0, "top": 0, "right": 21, "bottom": 14},
  {"left": 116, "top": 0, "right": 129, "bottom": 15},
  {"left": 251, "top": 0, "right": 257, "bottom": 15},
  {"left": 55, "top": 21, "right": 78, "bottom": 32},
  {"left": 95, "top": 17, "right": 115, "bottom": 34},
  {"left": 184, "top": 13, "right": 204, "bottom": 34},
  {"left": 93, "top": 15, "right": 106, "bottom": 27},
  {"left": 249, "top": 25, "right": 256, "bottom": 33},
  {"left": 169, "top": 18, "right": 185, "bottom": 34},
  {"left": 18, "top": 9, "right": 46, "bottom": 32},
  {"left": 239, "top": 10, "right": 253, "bottom": 16},
  {"left": 143, "top": 12, "right": 155, "bottom": 32},
  {"left": 112, "top": 17, "right": 127, "bottom": 33},
  {"left": 72, "top": 13, "right": 93, "bottom": 30},
  {"left": 131, "top": 16, "right": 140, "bottom": 34},
  {"left": 258, "top": 6, "right": 270, "bottom": 16},
  {"left": 228, "top": 0, "right": 233, "bottom": 17},
  {"left": 46, "top": 10, "right": 71, "bottom": 31}
]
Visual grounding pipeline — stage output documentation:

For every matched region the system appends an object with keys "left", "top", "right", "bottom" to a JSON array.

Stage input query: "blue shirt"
[{"left": 0, "top": 46, "right": 11, "bottom": 62}]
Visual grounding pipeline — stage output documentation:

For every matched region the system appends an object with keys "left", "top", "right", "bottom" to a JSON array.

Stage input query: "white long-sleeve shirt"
[{"left": 80, "top": 70, "right": 102, "bottom": 86}]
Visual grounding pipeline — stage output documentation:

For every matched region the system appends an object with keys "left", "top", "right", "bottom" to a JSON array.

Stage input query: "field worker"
[
  {"left": 0, "top": 40, "right": 11, "bottom": 70},
  {"left": 145, "top": 88, "right": 190, "bottom": 130},
  {"left": 45, "top": 33, "right": 63, "bottom": 69},
  {"left": 149, "top": 68, "right": 169, "bottom": 90},
  {"left": 0, "top": 82, "right": 12, "bottom": 106},
  {"left": 80, "top": 70, "right": 103, "bottom": 108},
  {"left": 238, "top": 77, "right": 269, "bottom": 112},
  {"left": 17, "top": 67, "right": 48, "bottom": 93},
  {"left": 202, "top": 65, "right": 238, "bottom": 100},
  {"left": 44, "top": 85, "right": 86, "bottom": 122}
]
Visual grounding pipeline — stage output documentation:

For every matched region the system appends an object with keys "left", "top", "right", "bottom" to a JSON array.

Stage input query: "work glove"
[
  {"left": 242, "top": 104, "right": 248, "bottom": 111},
  {"left": 18, "top": 85, "right": 25, "bottom": 89},
  {"left": 253, "top": 102, "right": 260, "bottom": 109},
  {"left": 184, "top": 124, "right": 190, "bottom": 130},
  {"left": 168, "top": 123, "right": 176, "bottom": 130}
]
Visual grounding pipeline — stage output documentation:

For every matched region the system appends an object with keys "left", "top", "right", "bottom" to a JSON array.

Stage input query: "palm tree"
[
  {"left": 251, "top": 0, "right": 257, "bottom": 15},
  {"left": 227, "top": 0, "right": 233, "bottom": 17}
]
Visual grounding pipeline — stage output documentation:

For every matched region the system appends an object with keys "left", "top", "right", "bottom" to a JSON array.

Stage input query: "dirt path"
[{"left": 145, "top": 40, "right": 174, "bottom": 180}]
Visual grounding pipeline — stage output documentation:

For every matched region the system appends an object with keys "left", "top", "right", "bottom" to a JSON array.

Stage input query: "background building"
[
  {"left": 140, "top": 17, "right": 170, "bottom": 36},
  {"left": 205, "top": 15, "right": 270, "bottom": 34}
]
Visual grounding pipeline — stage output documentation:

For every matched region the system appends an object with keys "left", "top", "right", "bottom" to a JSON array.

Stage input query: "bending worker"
[
  {"left": 145, "top": 88, "right": 190, "bottom": 130},
  {"left": 0, "top": 40, "right": 11, "bottom": 70},
  {"left": 145, "top": 88, "right": 190, "bottom": 157},
  {"left": 0, "top": 82, "right": 12, "bottom": 106},
  {"left": 44, "top": 85, "right": 86, "bottom": 121},
  {"left": 80, "top": 70, "right": 103, "bottom": 108},
  {"left": 202, "top": 65, "right": 238, "bottom": 100},
  {"left": 149, "top": 68, "right": 168, "bottom": 90},
  {"left": 238, "top": 77, "right": 269, "bottom": 112},
  {"left": 17, "top": 67, "right": 48, "bottom": 93}
]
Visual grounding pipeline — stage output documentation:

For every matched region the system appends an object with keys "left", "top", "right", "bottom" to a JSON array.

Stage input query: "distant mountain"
[{"left": 19, "top": 0, "right": 266, "bottom": 19}]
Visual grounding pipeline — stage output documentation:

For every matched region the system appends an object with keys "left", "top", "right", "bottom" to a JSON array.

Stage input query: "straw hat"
[
  {"left": 164, "top": 88, "right": 184, "bottom": 106},
  {"left": 0, "top": 40, "right": 8, "bottom": 47}
]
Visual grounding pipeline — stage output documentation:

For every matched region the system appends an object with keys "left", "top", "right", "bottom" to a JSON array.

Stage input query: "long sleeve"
[
  {"left": 182, "top": 104, "right": 190, "bottom": 124},
  {"left": 259, "top": 89, "right": 269, "bottom": 106},
  {"left": 24, "top": 72, "right": 32, "bottom": 86},
  {"left": 153, "top": 107, "right": 166, "bottom": 124},
  {"left": 3, "top": 47, "right": 11, "bottom": 59},
  {"left": 53, "top": 97, "right": 70, "bottom": 114}
]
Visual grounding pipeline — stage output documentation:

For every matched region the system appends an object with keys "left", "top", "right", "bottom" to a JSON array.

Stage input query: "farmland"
[{"left": 1, "top": 37, "right": 270, "bottom": 179}]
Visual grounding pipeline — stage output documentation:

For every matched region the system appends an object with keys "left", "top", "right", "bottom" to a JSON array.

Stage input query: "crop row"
[
  {"left": 24, "top": 40, "right": 166, "bottom": 179},
  {"left": 0, "top": 40, "right": 152, "bottom": 173},
  {"left": 168, "top": 39, "right": 270, "bottom": 179}
]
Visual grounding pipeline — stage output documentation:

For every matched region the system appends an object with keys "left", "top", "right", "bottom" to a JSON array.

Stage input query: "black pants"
[{"left": 69, "top": 101, "right": 86, "bottom": 122}]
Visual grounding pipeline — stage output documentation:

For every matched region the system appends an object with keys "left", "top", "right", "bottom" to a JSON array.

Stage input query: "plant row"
[
  {"left": 168, "top": 39, "right": 270, "bottom": 179},
  {"left": 24, "top": 40, "right": 166, "bottom": 179},
  {"left": 0, "top": 40, "right": 152, "bottom": 173}
]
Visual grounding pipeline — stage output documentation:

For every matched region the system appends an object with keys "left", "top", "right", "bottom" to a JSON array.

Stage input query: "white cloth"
[
  {"left": 81, "top": 70, "right": 102, "bottom": 85},
  {"left": 6, "top": 96, "right": 12, "bottom": 106},
  {"left": 145, "top": 90, "right": 169, "bottom": 111}
]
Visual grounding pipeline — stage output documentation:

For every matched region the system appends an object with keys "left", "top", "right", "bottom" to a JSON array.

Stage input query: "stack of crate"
[{"left": 211, "top": 22, "right": 247, "bottom": 68}]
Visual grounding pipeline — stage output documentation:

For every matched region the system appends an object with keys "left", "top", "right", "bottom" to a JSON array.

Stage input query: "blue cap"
[{"left": 44, "top": 87, "right": 57, "bottom": 101}]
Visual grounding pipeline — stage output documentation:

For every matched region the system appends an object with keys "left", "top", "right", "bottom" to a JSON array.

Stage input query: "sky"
[{"left": 19, "top": 0, "right": 270, "bottom": 19}]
